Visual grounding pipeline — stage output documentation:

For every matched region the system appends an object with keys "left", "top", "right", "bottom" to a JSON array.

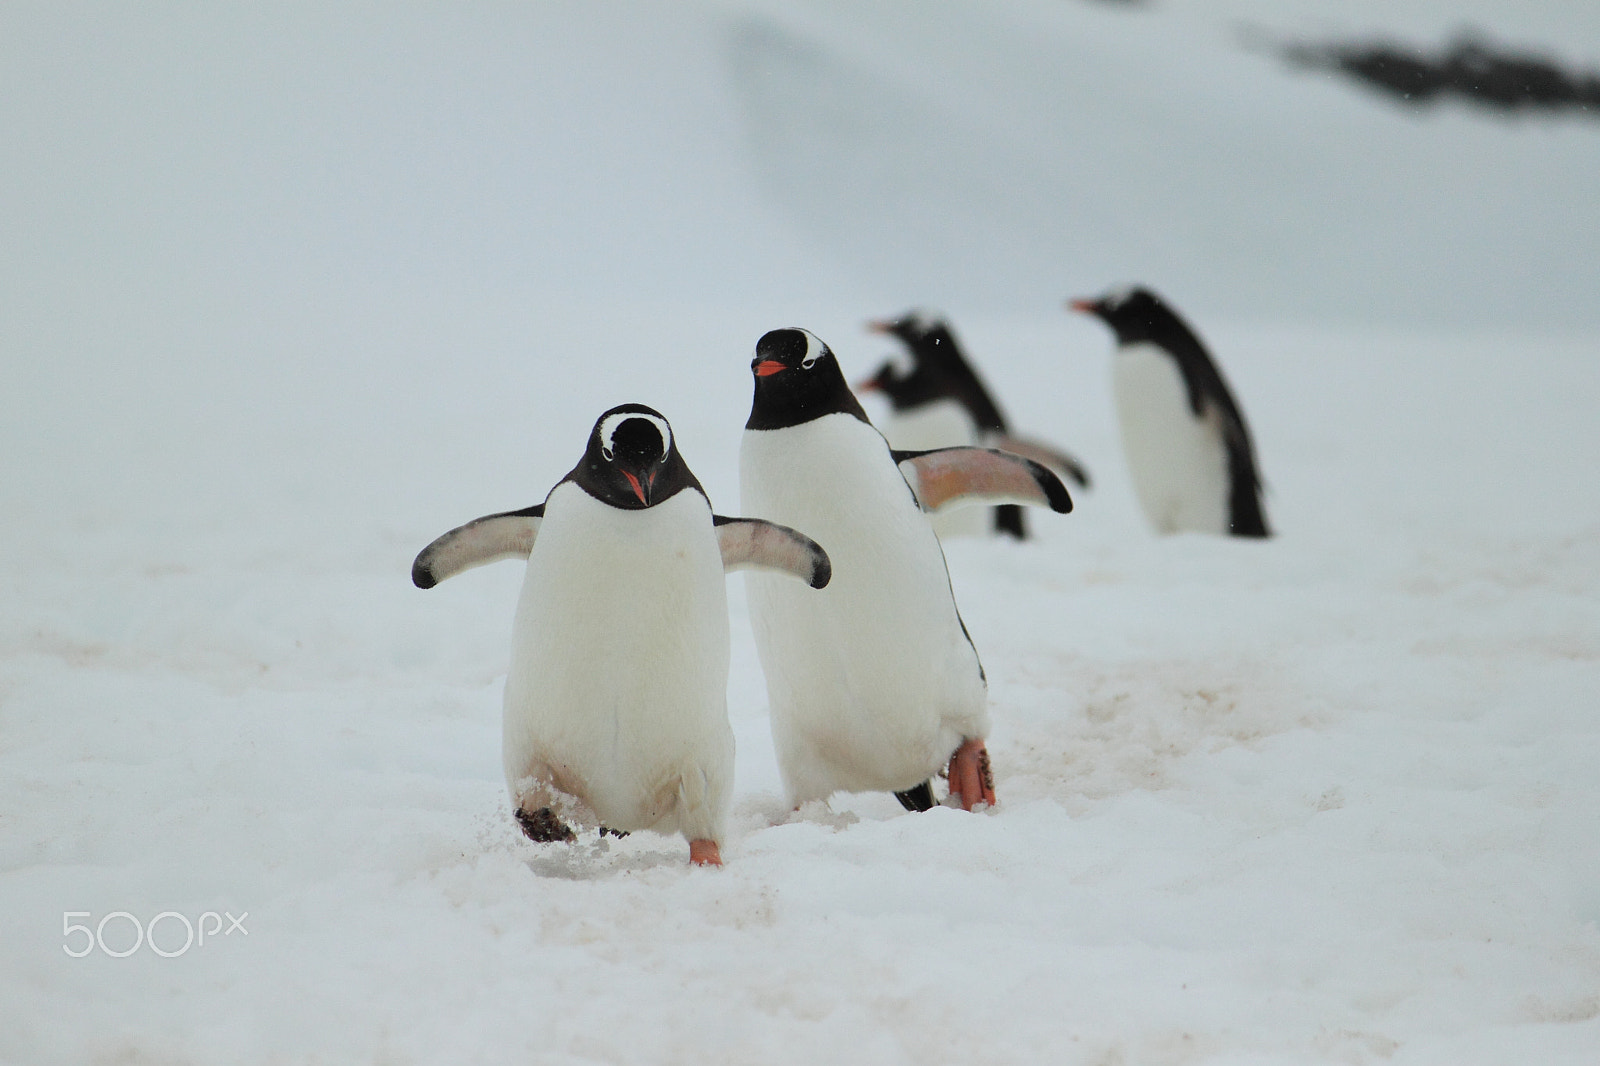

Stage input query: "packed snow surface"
[{"left": 3, "top": 2, "right": 1598, "bottom": 1063}]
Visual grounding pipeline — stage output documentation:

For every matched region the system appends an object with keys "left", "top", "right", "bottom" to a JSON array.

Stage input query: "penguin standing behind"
[
  {"left": 740, "top": 329, "right": 1074, "bottom": 813},
  {"left": 413, "top": 404, "right": 832, "bottom": 865},
  {"left": 859, "top": 311, "right": 1091, "bottom": 540},
  {"left": 1070, "top": 288, "right": 1271, "bottom": 538}
]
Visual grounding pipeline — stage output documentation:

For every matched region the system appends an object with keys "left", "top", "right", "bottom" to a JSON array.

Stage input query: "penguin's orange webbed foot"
[
  {"left": 689, "top": 839, "right": 722, "bottom": 866},
  {"left": 947, "top": 739, "right": 996, "bottom": 811}
]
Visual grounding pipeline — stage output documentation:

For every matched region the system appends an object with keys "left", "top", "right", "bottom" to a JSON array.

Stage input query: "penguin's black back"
[{"left": 1225, "top": 445, "right": 1270, "bottom": 538}]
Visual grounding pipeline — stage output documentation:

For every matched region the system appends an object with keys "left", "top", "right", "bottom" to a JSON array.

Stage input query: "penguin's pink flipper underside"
[
  {"left": 412, "top": 505, "right": 544, "bottom": 589},
  {"left": 894, "top": 447, "right": 1074, "bottom": 515},
  {"left": 713, "top": 516, "right": 832, "bottom": 589}
]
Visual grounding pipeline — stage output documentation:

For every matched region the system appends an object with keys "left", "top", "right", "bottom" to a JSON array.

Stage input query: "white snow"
[{"left": 3, "top": 2, "right": 1598, "bottom": 1063}]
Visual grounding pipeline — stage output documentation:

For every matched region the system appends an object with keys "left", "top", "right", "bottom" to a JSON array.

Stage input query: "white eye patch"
[
  {"left": 598, "top": 410, "right": 672, "bottom": 462},
  {"left": 1103, "top": 284, "right": 1135, "bottom": 310},
  {"left": 799, "top": 328, "right": 826, "bottom": 369}
]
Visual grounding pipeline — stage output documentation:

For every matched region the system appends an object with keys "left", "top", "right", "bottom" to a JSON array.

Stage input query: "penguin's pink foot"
[
  {"left": 947, "top": 739, "right": 996, "bottom": 811},
  {"left": 689, "top": 839, "right": 722, "bottom": 866}
]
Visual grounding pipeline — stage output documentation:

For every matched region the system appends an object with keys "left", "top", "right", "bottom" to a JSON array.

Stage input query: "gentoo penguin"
[
  {"left": 860, "top": 311, "right": 1091, "bottom": 540},
  {"left": 1070, "top": 288, "right": 1271, "bottom": 538},
  {"left": 740, "top": 328, "right": 1074, "bottom": 813},
  {"left": 413, "top": 404, "right": 832, "bottom": 866}
]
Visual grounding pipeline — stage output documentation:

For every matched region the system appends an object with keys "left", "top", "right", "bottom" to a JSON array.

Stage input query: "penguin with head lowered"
[
  {"left": 740, "top": 329, "right": 1074, "bottom": 814},
  {"left": 1070, "top": 287, "right": 1270, "bottom": 538},
  {"left": 413, "top": 404, "right": 832, "bottom": 865},
  {"left": 860, "top": 311, "right": 1091, "bottom": 540}
]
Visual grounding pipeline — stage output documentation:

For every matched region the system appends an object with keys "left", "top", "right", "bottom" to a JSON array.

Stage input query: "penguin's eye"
[
  {"left": 800, "top": 355, "right": 818, "bottom": 370},
  {"left": 601, "top": 447, "right": 614, "bottom": 462}
]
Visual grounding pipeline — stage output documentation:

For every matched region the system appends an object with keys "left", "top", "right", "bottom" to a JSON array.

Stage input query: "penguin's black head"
[
  {"left": 868, "top": 309, "right": 968, "bottom": 374},
  {"left": 573, "top": 404, "right": 700, "bottom": 509},
  {"left": 866, "top": 310, "right": 937, "bottom": 348},
  {"left": 746, "top": 328, "right": 870, "bottom": 431},
  {"left": 1069, "top": 286, "right": 1174, "bottom": 346},
  {"left": 858, "top": 312, "right": 952, "bottom": 409}
]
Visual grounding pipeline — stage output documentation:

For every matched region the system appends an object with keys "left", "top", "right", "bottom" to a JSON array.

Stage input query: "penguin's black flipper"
[
  {"left": 894, "top": 448, "right": 1074, "bottom": 516},
  {"left": 412, "top": 504, "right": 544, "bottom": 589},
  {"left": 988, "top": 434, "right": 1093, "bottom": 490},
  {"left": 894, "top": 781, "right": 936, "bottom": 812},
  {"left": 713, "top": 515, "right": 832, "bottom": 589}
]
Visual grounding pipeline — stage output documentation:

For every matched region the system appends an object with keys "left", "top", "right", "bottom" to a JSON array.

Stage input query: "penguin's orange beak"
[
  {"left": 855, "top": 377, "right": 880, "bottom": 393},
  {"left": 865, "top": 319, "right": 893, "bottom": 335},
  {"left": 754, "top": 360, "right": 787, "bottom": 377},
  {"left": 1067, "top": 298, "right": 1097, "bottom": 314},
  {"left": 620, "top": 468, "right": 656, "bottom": 505}
]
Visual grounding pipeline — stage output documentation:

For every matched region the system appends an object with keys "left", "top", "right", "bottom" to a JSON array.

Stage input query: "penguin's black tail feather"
[
  {"left": 993, "top": 504, "right": 1028, "bottom": 539},
  {"left": 894, "top": 781, "right": 937, "bottom": 812}
]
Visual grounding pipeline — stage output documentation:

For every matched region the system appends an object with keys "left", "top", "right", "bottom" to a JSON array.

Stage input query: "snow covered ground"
[{"left": 3, "top": 2, "right": 1598, "bottom": 1063}]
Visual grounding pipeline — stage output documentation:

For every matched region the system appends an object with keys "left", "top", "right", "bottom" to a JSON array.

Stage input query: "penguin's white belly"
[
  {"left": 740, "top": 415, "right": 988, "bottom": 803},
  {"left": 878, "top": 400, "right": 987, "bottom": 539},
  {"left": 1113, "top": 343, "right": 1230, "bottom": 535},
  {"left": 501, "top": 483, "right": 733, "bottom": 841}
]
